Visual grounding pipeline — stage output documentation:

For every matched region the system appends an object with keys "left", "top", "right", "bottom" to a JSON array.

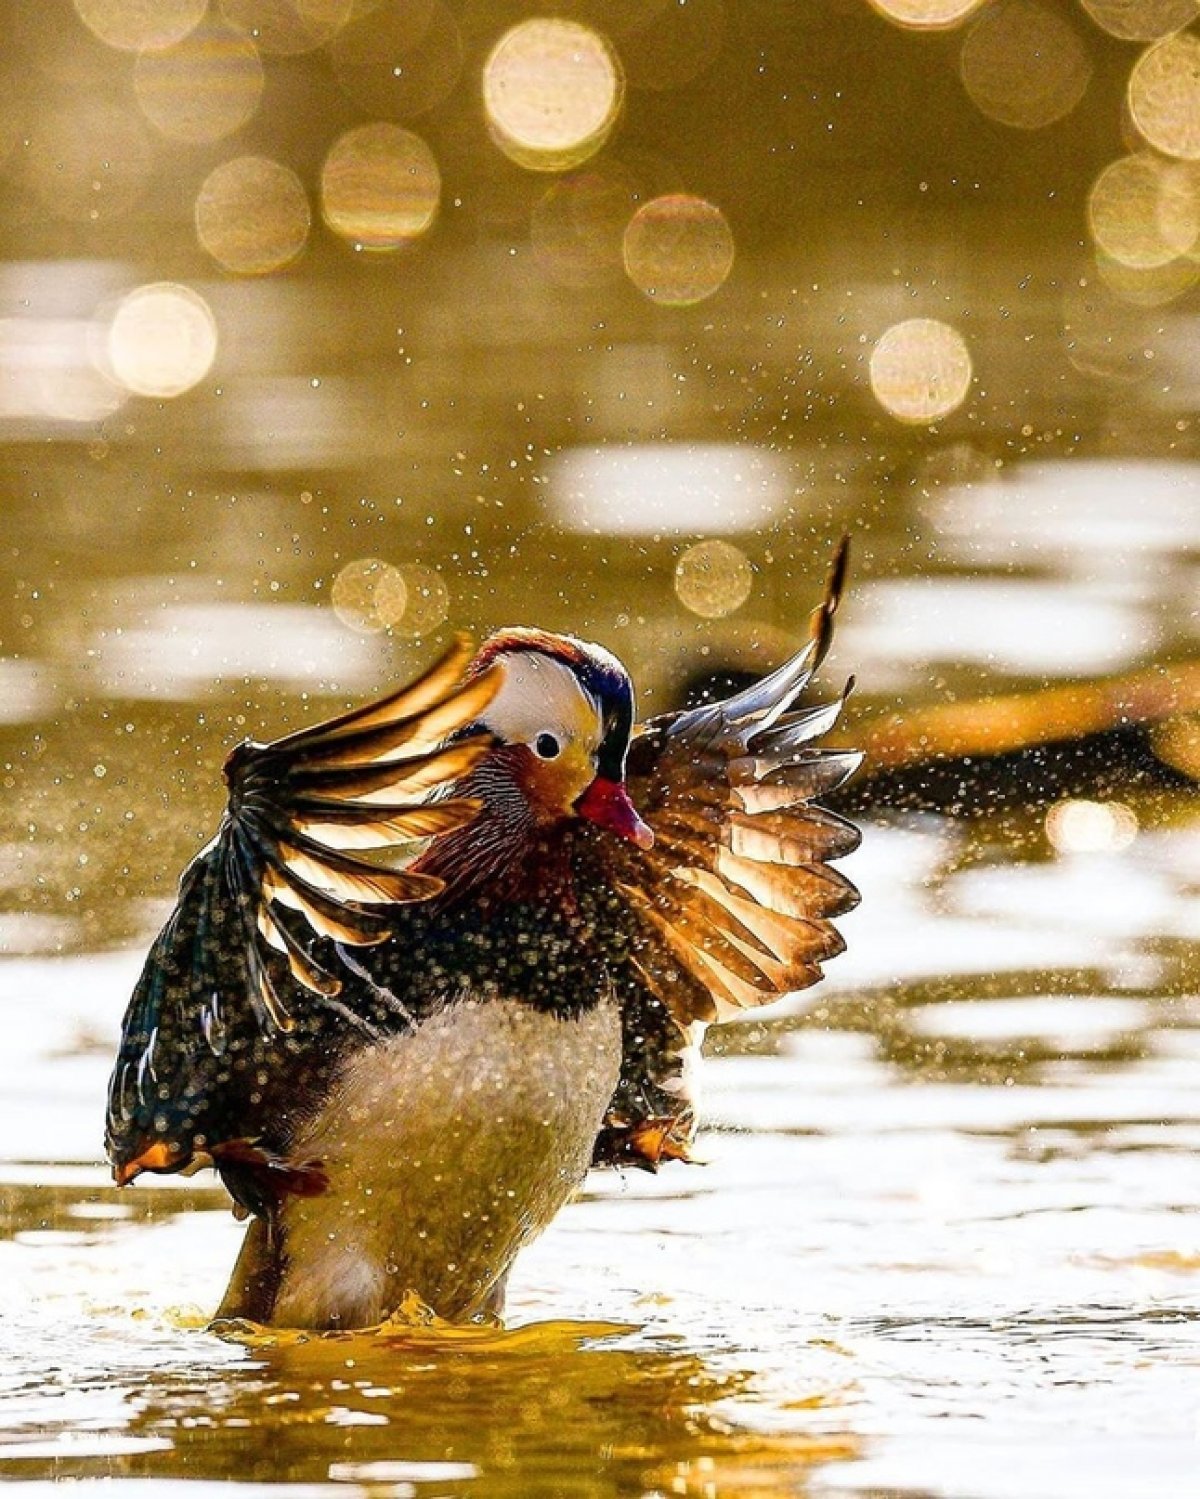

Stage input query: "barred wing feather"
[
  {"left": 615, "top": 542, "right": 860, "bottom": 1027},
  {"left": 105, "top": 636, "right": 498, "bottom": 1180}
]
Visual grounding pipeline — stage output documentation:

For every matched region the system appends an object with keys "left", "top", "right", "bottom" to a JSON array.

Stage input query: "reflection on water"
[
  {"left": 926, "top": 458, "right": 1200, "bottom": 562},
  {"left": 92, "top": 602, "right": 386, "bottom": 699},
  {"left": 838, "top": 573, "right": 1153, "bottom": 685},
  {"left": 551, "top": 442, "right": 787, "bottom": 536}
]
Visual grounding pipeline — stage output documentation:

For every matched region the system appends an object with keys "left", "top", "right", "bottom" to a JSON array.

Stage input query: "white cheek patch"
[{"left": 483, "top": 654, "right": 602, "bottom": 755}]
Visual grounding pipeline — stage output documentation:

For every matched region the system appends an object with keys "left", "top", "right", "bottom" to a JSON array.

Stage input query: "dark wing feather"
[
  {"left": 105, "top": 635, "right": 499, "bottom": 1185},
  {"left": 584, "top": 541, "right": 860, "bottom": 1167}
]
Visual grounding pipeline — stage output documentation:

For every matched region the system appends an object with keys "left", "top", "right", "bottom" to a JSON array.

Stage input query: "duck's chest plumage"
[
  {"left": 263, "top": 992, "right": 621, "bottom": 1327},
  {"left": 214, "top": 885, "right": 632, "bottom": 1327},
  {"left": 214, "top": 892, "right": 619, "bottom": 1324}
]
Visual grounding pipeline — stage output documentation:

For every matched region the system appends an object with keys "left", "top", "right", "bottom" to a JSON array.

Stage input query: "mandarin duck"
[{"left": 105, "top": 543, "right": 860, "bottom": 1328}]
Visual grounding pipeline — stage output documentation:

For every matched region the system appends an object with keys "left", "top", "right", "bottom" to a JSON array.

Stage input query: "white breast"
[{"left": 269, "top": 996, "right": 622, "bottom": 1328}]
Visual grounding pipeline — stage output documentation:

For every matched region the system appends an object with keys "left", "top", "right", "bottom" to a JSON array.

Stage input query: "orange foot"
[
  {"left": 593, "top": 1114, "right": 698, "bottom": 1172},
  {"left": 112, "top": 1139, "right": 182, "bottom": 1186}
]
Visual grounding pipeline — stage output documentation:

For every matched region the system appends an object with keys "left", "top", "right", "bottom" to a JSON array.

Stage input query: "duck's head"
[{"left": 466, "top": 628, "right": 654, "bottom": 850}]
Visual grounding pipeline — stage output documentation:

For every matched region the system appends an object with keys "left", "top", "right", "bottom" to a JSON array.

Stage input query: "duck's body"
[
  {"left": 222, "top": 992, "right": 621, "bottom": 1326},
  {"left": 107, "top": 552, "right": 860, "bottom": 1327},
  {"left": 218, "top": 887, "right": 628, "bottom": 1327}
]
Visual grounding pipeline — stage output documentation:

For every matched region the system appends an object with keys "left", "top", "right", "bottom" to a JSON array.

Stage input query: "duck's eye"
[{"left": 534, "top": 732, "right": 561, "bottom": 760}]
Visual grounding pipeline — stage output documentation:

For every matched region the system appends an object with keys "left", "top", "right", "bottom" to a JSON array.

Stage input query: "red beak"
[{"left": 576, "top": 777, "right": 654, "bottom": 850}]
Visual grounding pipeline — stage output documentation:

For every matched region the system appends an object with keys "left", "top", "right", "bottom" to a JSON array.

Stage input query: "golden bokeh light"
[
  {"left": 73, "top": 0, "right": 207, "bottom": 52},
  {"left": 1045, "top": 798, "right": 1138, "bottom": 855},
  {"left": 483, "top": 19, "right": 623, "bottom": 173},
  {"left": 1095, "top": 247, "right": 1200, "bottom": 306},
  {"left": 674, "top": 540, "right": 754, "bottom": 619},
  {"left": 1128, "top": 33, "right": 1200, "bottom": 160},
  {"left": 105, "top": 283, "right": 218, "bottom": 399},
  {"left": 331, "top": 558, "right": 408, "bottom": 634},
  {"left": 959, "top": 0, "right": 1092, "bottom": 130},
  {"left": 134, "top": 18, "right": 265, "bottom": 144},
  {"left": 219, "top": 0, "right": 353, "bottom": 56},
  {"left": 1088, "top": 153, "right": 1198, "bottom": 269},
  {"left": 321, "top": 123, "right": 440, "bottom": 250},
  {"left": 332, "top": 0, "right": 462, "bottom": 120},
  {"left": 868, "top": 0, "right": 986, "bottom": 29},
  {"left": 531, "top": 163, "right": 640, "bottom": 288},
  {"left": 622, "top": 194, "right": 734, "bottom": 305},
  {"left": 1061, "top": 274, "right": 1159, "bottom": 382},
  {"left": 195, "top": 156, "right": 311, "bottom": 275},
  {"left": 393, "top": 563, "right": 450, "bottom": 638},
  {"left": 1081, "top": 0, "right": 1199, "bottom": 41},
  {"left": 868, "top": 318, "right": 972, "bottom": 423}
]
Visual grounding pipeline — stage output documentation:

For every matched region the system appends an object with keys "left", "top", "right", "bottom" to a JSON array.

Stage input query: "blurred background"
[
  {"left": 1, "top": 3, "right": 1200, "bottom": 1496},
  {"left": 0, "top": 0, "right": 1197, "bottom": 949}
]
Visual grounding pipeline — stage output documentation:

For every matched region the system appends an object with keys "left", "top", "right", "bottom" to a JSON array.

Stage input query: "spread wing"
[
  {"left": 105, "top": 636, "right": 499, "bottom": 1186},
  {"left": 585, "top": 543, "right": 860, "bottom": 1168}
]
